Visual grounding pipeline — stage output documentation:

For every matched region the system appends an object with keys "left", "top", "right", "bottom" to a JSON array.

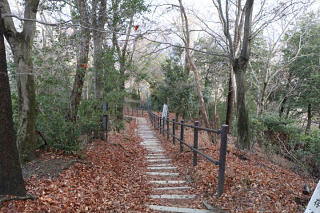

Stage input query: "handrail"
[
  {"left": 146, "top": 109, "right": 228, "bottom": 197},
  {"left": 124, "top": 107, "right": 228, "bottom": 197}
]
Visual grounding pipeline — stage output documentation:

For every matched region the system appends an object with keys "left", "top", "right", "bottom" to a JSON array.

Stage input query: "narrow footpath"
[{"left": 137, "top": 117, "right": 214, "bottom": 213}]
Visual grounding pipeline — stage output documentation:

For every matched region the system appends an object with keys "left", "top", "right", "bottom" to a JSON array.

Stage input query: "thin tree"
[{"left": 178, "top": 0, "right": 211, "bottom": 131}]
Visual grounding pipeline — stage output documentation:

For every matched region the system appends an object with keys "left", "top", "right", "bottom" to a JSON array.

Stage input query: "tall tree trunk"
[
  {"left": 69, "top": 0, "right": 90, "bottom": 122},
  {"left": 178, "top": 0, "right": 211, "bottom": 130},
  {"left": 93, "top": 33, "right": 103, "bottom": 99},
  {"left": 115, "top": 16, "right": 133, "bottom": 126},
  {"left": 0, "top": 21, "right": 26, "bottom": 196},
  {"left": 305, "top": 103, "right": 312, "bottom": 134},
  {"left": 92, "top": 0, "right": 106, "bottom": 99},
  {"left": 14, "top": 38, "right": 37, "bottom": 161},
  {"left": 1, "top": 0, "right": 40, "bottom": 162},
  {"left": 225, "top": 70, "right": 234, "bottom": 133},
  {"left": 234, "top": 60, "right": 250, "bottom": 149}
]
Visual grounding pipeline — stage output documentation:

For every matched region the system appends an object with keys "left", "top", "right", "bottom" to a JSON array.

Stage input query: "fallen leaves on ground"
[
  {"left": 1, "top": 118, "right": 151, "bottom": 212},
  {"left": 150, "top": 118, "right": 317, "bottom": 213}
]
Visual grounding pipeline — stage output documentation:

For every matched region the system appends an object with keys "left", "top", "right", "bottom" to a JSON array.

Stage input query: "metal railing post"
[
  {"left": 159, "top": 116, "right": 161, "bottom": 133},
  {"left": 180, "top": 120, "right": 184, "bottom": 153},
  {"left": 167, "top": 117, "right": 169, "bottom": 140},
  {"left": 172, "top": 119, "right": 176, "bottom": 144},
  {"left": 217, "top": 124, "right": 228, "bottom": 197},
  {"left": 193, "top": 121, "right": 199, "bottom": 166}
]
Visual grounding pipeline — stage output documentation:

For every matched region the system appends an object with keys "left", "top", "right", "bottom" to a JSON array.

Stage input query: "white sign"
[
  {"left": 305, "top": 180, "right": 320, "bottom": 213},
  {"left": 161, "top": 104, "right": 168, "bottom": 118}
]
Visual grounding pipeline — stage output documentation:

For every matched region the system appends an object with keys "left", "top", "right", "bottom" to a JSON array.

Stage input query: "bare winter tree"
[
  {"left": 178, "top": 0, "right": 212, "bottom": 131},
  {"left": 212, "top": 0, "right": 255, "bottom": 149}
]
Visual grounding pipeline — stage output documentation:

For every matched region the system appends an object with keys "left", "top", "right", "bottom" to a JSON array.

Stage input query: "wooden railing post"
[
  {"left": 166, "top": 117, "right": 169, "bottom": 140},
  {"left": 172, "top": 119, "right": 176, "bottom": 144},
  {"left": 102, "top": 102, "right": 108, "bottom": 142},
  {"left": 162, "top": 117, "right": 165, "bottom": 136},
  {"left": 193, "top": 121, "right": 199, "bottom": 166},
  {"left": 180, "top": 120, "right": 184, "bottom": 153},
  {"left": 217, "top": 124, "right": 228, "bottom": 197}
]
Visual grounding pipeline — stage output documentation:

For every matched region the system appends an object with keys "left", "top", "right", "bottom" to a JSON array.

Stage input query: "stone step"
[
  {"left": 147, "top": 159, "right": 170, "bottom": 162},
  {"left": 147, "top": 166, "right": 177, "bottom": 170},
  {"left": 146, "top": 172, "right": 179, "bottom": 176},
  {"left": 149, "top": 180, "right": 186, "bottom": 184},
  {"left": 150, "top": 194, "right": 196, "bottom": 199},
  {"left": 146, "top": 150, "right": 165, "bottom": 152},
  {"left": 148, "top": 164, "right": 172, "bottom": 167},
  {"left": 147, "top": 205, "right": 214, "bottom": 213},
  {"left": 146, "top": 156, "right": 167, "bottom": 159},
  {"left": 154, "top": 186, "right": 191, "bottom": 190}
]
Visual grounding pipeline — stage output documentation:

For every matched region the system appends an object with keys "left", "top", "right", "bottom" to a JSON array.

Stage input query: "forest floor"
[
  {"left": 0, "top": 118, "right": 152, "bottom": 212},
  {"left": 149, "top": 112, "right": 318, "bottom": 212},
  {"left": 0, "top": 114, "right": 318, "bottom": 212}
]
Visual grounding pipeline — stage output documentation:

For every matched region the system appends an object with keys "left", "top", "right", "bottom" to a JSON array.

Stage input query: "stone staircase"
[{"left": 137, "top": 117, "right": 215, "bottom": 213}]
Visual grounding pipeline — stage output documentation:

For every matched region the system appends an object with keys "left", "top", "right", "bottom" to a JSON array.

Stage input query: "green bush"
[
  {"left": 251, "top": 114, "right": 320, "bottom": 177},
  {"left": 297, "top": 130, "right": 320, "bottom": 176}
]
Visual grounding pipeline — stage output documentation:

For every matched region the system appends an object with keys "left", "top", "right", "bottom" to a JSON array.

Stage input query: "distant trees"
[
  {"left": 151, "top": 47, "right": 192, "bottom": 119},
  {"left": 282, "top": 13, "right": 320, "bottom": 132}
]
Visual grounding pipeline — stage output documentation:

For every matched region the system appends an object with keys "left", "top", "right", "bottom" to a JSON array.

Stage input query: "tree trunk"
[
  {"left": 178, "top": 0, "right": 211, "bottom": 130},
  {"left": 279, "top": 96, "right": 287, "bottom": 118},
  {"left": 305, "top": 103, "right": 312, "bottom": 134},
  {"left": 0, "top": 24, "right": 26, "bottom": 196},
  {"left": 93, "top": 33, "right": 103, "bottom": 99},
  {"left": 69, "top": 0, "right": 90, "bottom": 122},
  {"left": 115, "top": 16, "right": 133, "bottom": 127},
  {"left": 14, "top": 39, "right": 37, "bottom": 161},
  {"left": 92, "top": 0, "right": 106, "bottom": 99},
  {"left": 1, "top": 0, "right": 40, "bottom": 162},
  {"left": 116, "top": 63, "right": 126, "bottom": 125},
  {"left": 225, "top": 70, "right": 234, "bottom": 133},
  {"left": 234, "top": 60, "right": 250, "bottom": 149}
]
